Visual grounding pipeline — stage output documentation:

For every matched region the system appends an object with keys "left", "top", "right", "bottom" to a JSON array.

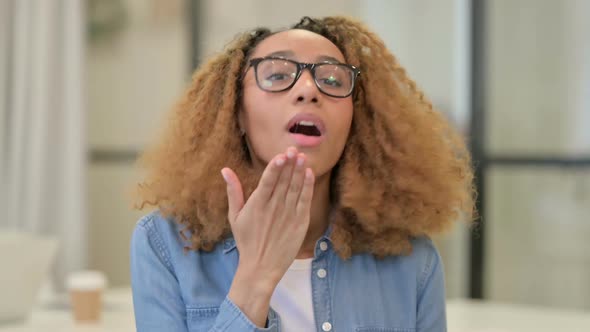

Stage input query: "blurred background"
[{"left": 1, "top": 0, "right": 589, "bottom": 330}]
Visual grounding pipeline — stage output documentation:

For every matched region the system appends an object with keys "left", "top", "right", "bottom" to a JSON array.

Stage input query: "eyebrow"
[{"left": 265, "top": 50, "right": 343, "bottom": 64}]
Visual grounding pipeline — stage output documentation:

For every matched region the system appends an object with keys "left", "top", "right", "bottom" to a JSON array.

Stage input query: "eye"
[
  {"left": 266, "top": 72, "right": 292, "bottom": 81},
  {"left": 319, "top": 75, "right": 342, "bottom": 87}
]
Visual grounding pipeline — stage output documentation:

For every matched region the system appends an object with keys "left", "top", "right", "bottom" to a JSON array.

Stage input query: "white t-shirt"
[{"left": 270, "top": 258, "right": 315, "bottom": 331}]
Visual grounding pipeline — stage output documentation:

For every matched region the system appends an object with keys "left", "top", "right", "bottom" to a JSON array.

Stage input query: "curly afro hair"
[{"left": 136, "top": 16, "right": 476, "bottom": 259}]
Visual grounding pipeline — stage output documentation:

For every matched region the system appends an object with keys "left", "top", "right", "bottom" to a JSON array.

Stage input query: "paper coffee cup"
[{"left": 66, "top": 270, "right": 107, "bottom": 323}]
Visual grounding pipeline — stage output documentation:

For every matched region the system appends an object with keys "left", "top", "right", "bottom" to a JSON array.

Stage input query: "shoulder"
[
  {"left": 409, "top": 236, "right": 441, "bottom": 268},
  {"left": 134, "top": 211, "right": 183, "bottom": 245},
  {"left": 131, "top": 211, "right": 190, "bottom": 266},
  {"left": 408, "top": 236, "right": 443, "bottom": 286},
  {"left": 134, "top": 210, "right": 181, "bottom": 241},
  {"left": 131, "top": 210, "right": 232, "bottom": 266},
  {"left": 366, "top": 236, "right": 443, "bottom": 290},
  {"left": 343, "top": 236, "right": 442, "bottom": 277},
  {"left": 372, "top": 236, "right": 440, "bottom": 266},
  {"left": 131, "top": 211, "right": 238, "bottom": 307}
]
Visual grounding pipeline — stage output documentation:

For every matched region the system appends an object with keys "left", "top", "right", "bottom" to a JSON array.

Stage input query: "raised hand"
[{"left": 220, "top": 146, "right": 315, "bottom": 327}]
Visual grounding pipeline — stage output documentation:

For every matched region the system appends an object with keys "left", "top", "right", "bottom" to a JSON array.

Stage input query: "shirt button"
[
  {"left": 317, "top": 268, "right": 327, "bottom": 278},
  {"left": 319, "top": 241, "right": 328, "bottom": 251},
  {"left": 322, "top": 322, "right": 332, "bottom": 331}
]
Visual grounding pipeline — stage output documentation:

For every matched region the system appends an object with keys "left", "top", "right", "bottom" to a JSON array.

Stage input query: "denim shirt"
[{"left": 130, "top": 211, "right": 447, "bottom": 332}]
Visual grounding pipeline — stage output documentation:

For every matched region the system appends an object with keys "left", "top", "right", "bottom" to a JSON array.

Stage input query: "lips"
[
  {"left": 286, "top": 113, "right": 327, "bottom": 148},
  {"left": 285, "top": 113, "right": 327, "bottom": 136}
]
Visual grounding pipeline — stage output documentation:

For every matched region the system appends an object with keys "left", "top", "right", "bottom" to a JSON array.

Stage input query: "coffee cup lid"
[{"left": 66, "top": 270, "right": 107, "bottom": 290}]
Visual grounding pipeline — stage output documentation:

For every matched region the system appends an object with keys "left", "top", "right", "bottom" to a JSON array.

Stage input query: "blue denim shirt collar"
[{"left": 222, "top": 237, "right": 237, "bottom": 254}]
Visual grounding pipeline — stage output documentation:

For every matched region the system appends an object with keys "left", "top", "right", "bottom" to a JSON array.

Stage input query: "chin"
[{"left": 309, "top": 162, "right": 332, "bottom": 180}]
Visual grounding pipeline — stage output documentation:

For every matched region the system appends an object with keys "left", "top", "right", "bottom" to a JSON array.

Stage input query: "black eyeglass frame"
[{"left": 246, "top": 57, "right": 361, "bottom": 98}]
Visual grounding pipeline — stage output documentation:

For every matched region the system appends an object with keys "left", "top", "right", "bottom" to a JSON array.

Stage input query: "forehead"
[{"left": 251, "top": 29, "right": 346, "bottom": 62}]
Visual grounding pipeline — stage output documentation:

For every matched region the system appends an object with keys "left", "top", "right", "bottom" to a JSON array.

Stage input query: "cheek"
[
  {"left": 243, "top": 93, "right": 279, "bottom": 136},
  {"left": 241, "top": 93, "right": 283, "bottom": 160},
  {"left": 242, "top": 88, "right": 269, "bottom": 131}
]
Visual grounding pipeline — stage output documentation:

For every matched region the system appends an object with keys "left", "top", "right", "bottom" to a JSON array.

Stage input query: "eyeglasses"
[{"left": 246, "top": 57, "right": 361, "bottom": 98}]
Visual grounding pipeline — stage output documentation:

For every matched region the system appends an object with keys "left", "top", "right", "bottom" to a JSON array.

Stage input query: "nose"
[{"left": 292, "top": 70, "right": 320, "bottom": 104}]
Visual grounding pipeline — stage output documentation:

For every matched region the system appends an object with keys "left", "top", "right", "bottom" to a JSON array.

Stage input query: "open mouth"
[{"left": 288, "top": 121, "right": 322, "bottom": 136}]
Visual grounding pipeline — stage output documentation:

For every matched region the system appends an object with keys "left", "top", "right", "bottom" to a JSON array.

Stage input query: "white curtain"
[{"left": 0, "top": 0, "right": 87, "bottom": 289}]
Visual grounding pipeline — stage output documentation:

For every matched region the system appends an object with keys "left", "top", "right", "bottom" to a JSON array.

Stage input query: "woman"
[{"left": 131, "top": 16, "right": 475, "bottom": 332}]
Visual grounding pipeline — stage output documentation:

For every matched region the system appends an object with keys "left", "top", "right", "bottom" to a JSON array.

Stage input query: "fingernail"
[
  {"left": 275, "top": 157, "right": 285, "bottom": 166},
  {"left": 287, "top": 148, "right": 296, "bottom": 158},
  {"left": 220, "top": 169, "right": 230, "bottom": 184},
  {"left": 297, "top": 156, "right": 304, "bottom": 166}
]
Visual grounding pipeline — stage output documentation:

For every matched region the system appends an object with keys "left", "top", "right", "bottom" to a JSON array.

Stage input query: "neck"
[{"left": 295, "top": 171, "right": 331, "bottom": 259}]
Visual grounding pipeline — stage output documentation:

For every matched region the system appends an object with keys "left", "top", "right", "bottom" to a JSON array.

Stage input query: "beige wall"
[
  {"left": 197, "top": 0, "right": 360, "bottom": 58},
  {"left": 485, "top": 0, "right": 590, "bottom": 309},
  {"left": 87, "top": 0, "right": 189, "bottom": 286}
]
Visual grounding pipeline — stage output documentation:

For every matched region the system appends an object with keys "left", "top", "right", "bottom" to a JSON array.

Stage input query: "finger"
[
  {"left": 254, "top": 153, "right": 287, "bottom": 202},
  {"left": 295, "top": 168, "right": 315, "bottom": 217},
  {"left": 271, "top": 147, "right": 298, "bottom": 201},
  {"left": 284, "top": 153, "right": 306, "bottom": 210},
  {"left": 221, "top": 167, "right": 244, "bottom": 223}
]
